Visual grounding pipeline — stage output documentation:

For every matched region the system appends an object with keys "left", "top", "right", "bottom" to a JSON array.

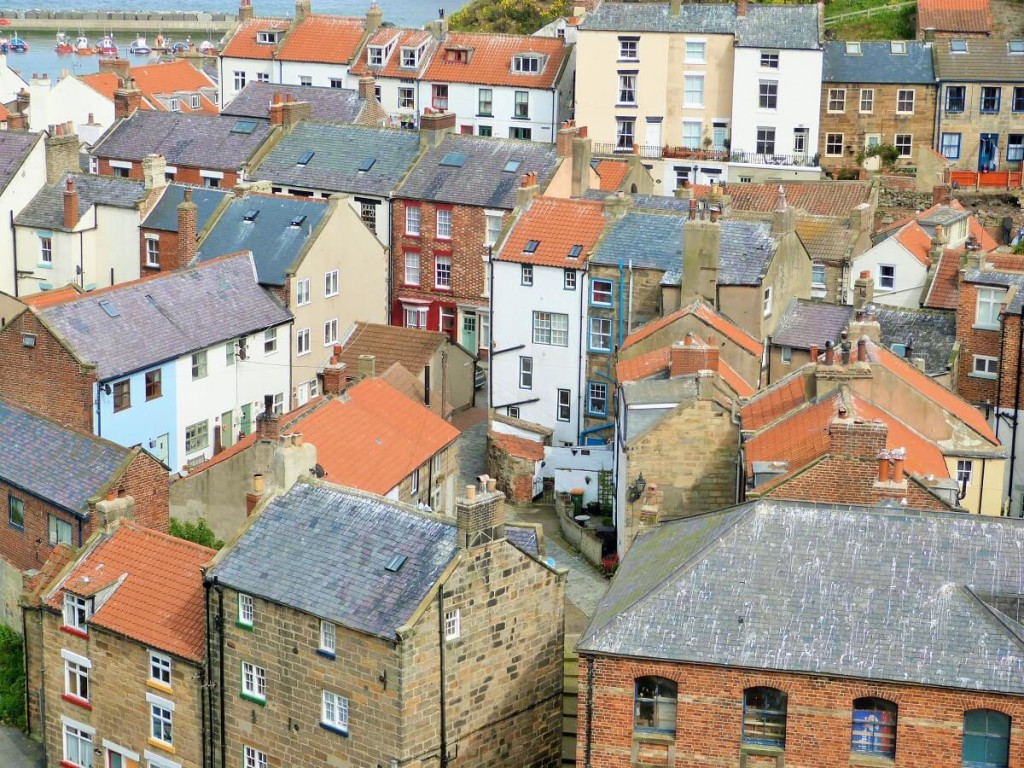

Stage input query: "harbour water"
[{"left": 0, "top": 0, "right": 471, "bottom": 80}]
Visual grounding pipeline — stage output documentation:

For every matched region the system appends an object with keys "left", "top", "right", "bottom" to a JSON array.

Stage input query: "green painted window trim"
[
  {"left": 239, "top": 690, "right": 266, "bottom": 706},
  {"left": 235, "top": 621, "right": 254, "bottom": 631}
]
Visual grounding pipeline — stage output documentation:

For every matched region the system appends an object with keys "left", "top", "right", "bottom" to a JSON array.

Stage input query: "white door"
[
  {"left": 296, "top": 382, "right": 309, "bottom": 406},
  {"left": 645, "top": 120, "right": 662, "bottom": 149},
  {"left": 864, "top": 134, "right": 881, "bottom": 171}
]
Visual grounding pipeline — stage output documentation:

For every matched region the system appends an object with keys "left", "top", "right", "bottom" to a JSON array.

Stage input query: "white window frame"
[
  {"left": 587, "top": 381, "right": 608, "bottom": 415},
  {"left": 781, "top": 346, "right": 793, "bottom": 364},
  {"left": 763, "top": 286, "right": 772, "bottom": 317},
  {"left": 619, "top": 38, "right": 638, "bottom": 61},
  {"left": 296, "top": 327, "right": 310, "bottom": 356},
  {"left": 618, "top": 74, "right": 636, "bottom": 105},
  {"left": 512, "top": 54, "right": 541, "bottom": 73},
  {"left": 589, "top": 317, "right": 612, "bottom": 352},
  {"left": 436, "top": 209, "right": 452, "bottom": 240},
  {"left": 683, "top": 74, "right": 704, "bottom": 108},
  {"left": 244, "top": 746, "right": 268, "bottom": 768},
  {"left": 319, "top": 620, "right": 336, "bottom": 655},
  {"left": 435, "top": 256, "right": 452, "bottom": 289},
  {"left": 484, "top": 210, "right": 503, "bottom": 247},
  {"left": 263, "top": 328, "right": 277, "bottom": 355},
  {"left": 241, "top": 661, "right": 266, "bottom": 701},
  {"left": 682, "top": 119, "right": 702, "bottom": 150},
  {"left": 404, "top": 252, "right": 420, "bottom": 285},
  {"left": 238, "top": 593, "right": 254, "bottom": 627},
  {"left": 685, "top": 39, "right": 706, "bottom": 64},
  {"left": 404, "top": 305, "right": 428, "bottom": 329},
  {"left": 325, "top": 270, "right": 339, "bottom": 298},
  {"left": 976, "top": 287, "right": 1005, "bottom": 328},
  {"left": 896, "top": 89, "right": 915, "bottom": 114},
  {"left": 758, "top": 80, "right": 778, "bottom": 110},
  {"left": 184, "top": 419, "right": 208, "bottom": 455},
  {"left": 859, "top": 88, "right": 874, "bottom": 114},
  {"left": 145, "top": 236, "right": 160, "bottom": 267},
  {"left": 410, "top": 468, "right": 420, "bottom": 494},
  {"left": 519, "top": 356, "right": 533, "bottom": 389},
  {"left": 62, "top": 649, "right": 91, "bottom": 702},
  {"left": 62, "top": 718, "right": 94, "bottom": 768},
  {"left": 63, "top": 594, "right": 90, "bottom": 633},
  {"left": 323, "top": 318, "right": 338, "bottom": 346},
  {"left": 521, "top": 264, "right": 534, "bottom": 286},
  {"left": 444, "top": 608, "right": 461, "bottom": 640},
  {"left": 827, "top": 88, "right": 846, "bottom": 113},
  {"left": 148, "top": 693, "right": 174, "bottom": 746},
  {"left": 972, "top": 355, "right": 999, "bottom": 379},
  {"left": 405, "top": 205, "right": 421, "bottom": 235},
  {"left": 564, "top": 269, "right": 577, "bottom": 290},
  {"left": 295, "top": 277, "right": 310, "bottom": 306},
  {"left": 825, "top": 133, "right": 844, "bottom": 157},
  {"left": 957, "top": 459, "right": 974, "bottom": 484},
  {"left": 149, "top": 650, "right": 172, "bottom": 687},
  {"left": 191, "top": 350, "right": 207, "bottom": 380},
  {"left": 233, "top": 71, "right": 246, "bottom": 92},
  {"left": 878, "top": 264, "right": 896, "bottom": 291},
  {"left": 894, "top": 134, "right": 912, "bottom": 158},
  {"left": 40, "top": 235, "right": 53, "bottom": 263},
  {"left": 811, "top": 262, "right": 826, "bottom": 289},
  {"left": 322, "top": 690, "right": 349, "bottom": 733},
  {"left": 532, "top": 311, "right": 569, "bottom": 346},
  {"left": 556, "top": 388, "right": 571, "bottom": 422},
  {"left": 759, "top": 50, "right": 779, "bottom": 69}
]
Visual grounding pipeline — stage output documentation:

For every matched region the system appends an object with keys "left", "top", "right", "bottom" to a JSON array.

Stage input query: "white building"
[
  {"left": 490, "top": 197, "right": 608, "bottom": 445},
  {"left": 0, "top": 131, "right": 47, "bottom": 297}
]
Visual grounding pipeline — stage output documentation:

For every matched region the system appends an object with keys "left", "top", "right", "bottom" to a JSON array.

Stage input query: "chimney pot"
[
  {"left": 824, "top": 340, "right": 835, "bottom": 366},
  {"left": 63, "top": 177, "right": 79, "bottom": 230},
  {"left": 809, "top": 344, "right": 819, "bottom": 362},
  {"left": 892, "top": 450, "right": 906, "bottom": 484},
  {"left": 877, "top": 451, "right": 890, "bottom": 483},
  {"left": 465, "top": 484, "right": 476, "bottom": 500},
  {"left": 857, "top": 337, "right": 868, "bottom": 363},
  {"left": 253, "top": 473, "right": 264, "bottom": 494}
]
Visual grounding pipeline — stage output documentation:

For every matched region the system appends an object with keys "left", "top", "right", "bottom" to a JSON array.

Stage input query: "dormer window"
[
  {"left": 444, "top": 47, "right": 472, "bottom": 64},
  {"left": 257, "top": 30, "right": 279, "bottom": 44},
  {"left": 63, "top": 594, "right": 92, "bottom": 634},
  {"left": 512, "top": 54, "right": 542, "bottom": 73},
  {"left": 401, "top": 47, "right": 418, "bottom": 68},
  {"left": 368, "top": 45, "right": 385, "bottom": 66},
  {"left": 169, "top": 97, "right": 180, "bottom": 112},
  {"left": 190, "top": 94, "right": 200, "bottom": 109}
]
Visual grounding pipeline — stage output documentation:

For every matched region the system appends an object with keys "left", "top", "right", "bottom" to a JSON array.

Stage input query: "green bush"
[
  {"left": 449, "top": 0, "right": 571, "bottom": 34},
  {"left": 0, "top": 624, "right": 26, "bottom": 729},
  {"left": 168, "top": 517, "right": 223, "bottom": 550}
]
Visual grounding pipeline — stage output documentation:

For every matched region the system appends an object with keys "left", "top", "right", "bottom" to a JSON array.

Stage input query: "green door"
[
  {"left": 241, "top": 404, "right": 252, "bottom": 436},
  {"left": 462, "top": 312, "right": 477, "bottom": 353},
  {"left": 221, "top": 410, "right": 234, "bottom": 448}
]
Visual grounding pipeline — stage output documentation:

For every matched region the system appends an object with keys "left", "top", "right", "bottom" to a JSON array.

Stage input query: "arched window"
[
  {"left": 851, "top": 698, "right": 897, "bottom": 758},
  {"left": 742, "top": 687, "right": 788, "bottom": 748},
  {"left": 634, "top": 676, "right": 677, "bottom": 734},
  {"left": 963, "top": 709, "right": 1011, "bottom": 768}
]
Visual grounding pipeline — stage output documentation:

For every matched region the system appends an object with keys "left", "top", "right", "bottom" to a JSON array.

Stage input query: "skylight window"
[
  {"left": 524, "top": 239, "right": 540, "bottom": 253},
  {"left": 440, "top": 152, "right": 466, "bottom": 167},
  {"left": 98, "top": 299, "right": 119, "bottom": 318},
  {"left": 384, "top": 554, "right": 407, "bottom": 572},
  {"left": 845, "top": 41, "right": 861, "bottom": 55},
  {"left": 243, "top": 209, "right": 259, "bottom": 222},
  {"left": 358, "top": 157, "right": 377, "bottom": 172},
  {"left": 297, "top": 150, "right": 314, "bottom": 166},
  {"left": 890, "top": 41, "right": 906, "bottom": 54},
  {"left": 568, "top": 244, "right": 583, "bottom": 258},
  {"left": 1009, "top": 40, "right": 1024, "bottom": 54},
  {"left": 950, "top": 39, "right": 968, "bottom": 53},
  {"left": 290, "top": 215, "right": 306, "bottom": 228},
  {"left": 503, "top": 160, "right": 522, "bottom": 173},
  {"left": 231, "top": 119, "right": 258, "bottom": 134}
]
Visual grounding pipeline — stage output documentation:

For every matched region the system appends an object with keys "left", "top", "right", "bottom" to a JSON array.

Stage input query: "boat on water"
[
  {"left": 198, "top": 40, "right": 217, "bottom": 55},
  {"left": 75, "top": 35, "right": 93, "bottom": 55},
  {"left": 8, "top": 35, "right": 28, "bottom": 52},
  {"left": 128, "top": 36, "right": 151, "bottom": 55},
  {"left": 55, "top": 32, "right": 74, "bottom": 54},
  {"left": 170, "top": 40, "right": 189, "bottom": 54},
  {"left": 96, "top": 35, "right": 117, "bottom": 56}
]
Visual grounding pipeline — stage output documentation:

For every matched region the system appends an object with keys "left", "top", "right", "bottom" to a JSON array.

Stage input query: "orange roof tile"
[
  {"left": 350, "top": 28, "right": 436, "bottom": 78},
  {"left": 279, "top": 15, "right": 367, "bottom": 64},
  {"left": 498, "top": 197, "right": 606, "bottom": 268},
  {"left": 21, "top": 284, "right": 84, "bottom": 308},
  {"left": 221, "top": 17, "right": 291, "bottom": 60},
  {"left": 422, "top": 33, "right": 569, "bottom": 89},
  {"left": 894, "top": 221, "right": 933, "bottom": 267},
  {"left": 745, "top": 396, "right": 836, "bottom": 474},
  {"left": 870, "top": 342, "right": 998, "bottom": 444},
  {"left": 987, "top": 253, "right": 1024, "bottom": 272},
  {"left": 490, "top": 430, "right": 544, "bottom": 461},
  {"left": 45, "top": 523, "right": 214, "bottom": 661},
  {"left": 615, "top": 343, "right": 755, "bottom": 397},
  {"left": 80, "top": 60, "right": 217, "bottom": 113},
  {"left": 621, "top": 300, "right": 763, "bottom": 357},
  {"left": 968, "top": 215, "right": 998, "bottom": 252},
  {"left": 917, "top": 0, "right": 992, "bottom": 33},
  {"left": 594, "top": 159, "right": 629, "bottom": 191},
  {"left": 729, "top": 181, "right": 872, "bottom": 218},
  {"left": 718, "top": 361, "right": 756, "bottom": 398},
  {"left": 923, "top": 249, "right": 961, "bottom": 309},
  {"left": 854, "top": 398, "right": 949, "bottom": 478},
  {"left": 284, "top": 378, "right": 459, "bottom": 495},
  {"left": 79, "top": 71, "right": 153, "bottom": 110},
  {"left": 741, "top": 373, "right": 808, "bottom": 431}
]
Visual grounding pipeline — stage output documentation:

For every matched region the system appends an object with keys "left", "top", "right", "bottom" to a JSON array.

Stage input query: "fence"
[
  {"left": 591, "top": 142, "right": 818, "bottom": 167},
  {"left": 948, "top": 169, "right": 1023, "bottom": 189}
]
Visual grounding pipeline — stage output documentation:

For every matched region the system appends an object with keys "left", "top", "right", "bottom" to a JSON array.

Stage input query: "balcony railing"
[{"left": 591, "top": 142, "right": 820, "bottom": 168}]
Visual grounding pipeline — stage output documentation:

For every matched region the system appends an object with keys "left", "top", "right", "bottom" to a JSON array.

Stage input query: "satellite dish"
[{"left": 312, "top": 463, "right": 326, "bottom": 478}]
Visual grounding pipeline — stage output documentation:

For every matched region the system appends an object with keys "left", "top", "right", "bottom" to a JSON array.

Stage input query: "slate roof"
[
  {"left": 253, "top": 123, "right": 421, "bottom": 196},
  {"left": 772, "top": 299, "right": 853, "bottom": 350},
  {"left": 15, "top": 172, "right": 146, "bottom": 232},
  {"left": 277, "top": 379, "right": 459, "bottom": 495},
  {"left": 336, "top": 322, "right": 448, "bottom": 375},
  {"left": 222, "top": 82, "right": 365, "bottom": 124},
  {"left": 876, "top": 305, "right": 956, "bottom": 376},
  {"left": 195, "top": 195, "right": 330, "bottom": 286},
  {"left": 0, "top": 131, "right": 39, "bottom": 192},
  {"left": 39, "top": 252, "right": 291, "bottom": 380},
  {"left": 580, "top": 499, "right": 1024, "bottom": 696},
  {"left": 590, "top": 209, "right": 776, "bottom": 286},
  {"left": 91, "top": 110, "right": 273, "bottom": 169},
  {"left": 207, "top": 481, "right": 461, "bottom": 640},
  {"left": 397, "top": 134, "right": 559, "bottom": 209},
  {"left": 505, "top": 524, "right": 539, "bottom": 556},
  {"left": 735, "top": 4, "right": 820, "bottom": 49},
  {"left": 917, "top": 0, "right": 992, "bottom": 34},
  {"left": 142, "top": 184, "right": 230, "bottom": 233},
  {"left": 497, "top": 197, "right": 606, "bottom": 268},
  {"left": 0, "top": 399, "right": 131, "bottom": 515},
  {"left": 421, "top": 33, "right": 570, "bottom": 89},
  {"left": 824, "top": 41, "right": 936, "bottom": 84},
  {"left": 45, "top": 523, "right": 214, "bottom": 661},
  {"left": 933, "top": 37, "right": 1024, "bottom": 80}
]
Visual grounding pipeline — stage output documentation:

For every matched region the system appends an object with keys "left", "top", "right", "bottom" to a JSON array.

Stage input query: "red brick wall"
[
  {"left": 0, "top": 483, "right": 90, "bottom": 571},
  {"left": 0, "top": 310, "right": 95, "bottom": 432},
  {"left": 390, "top": 198, "right": 504, "bottom": 329},
  {"left": 577, "top": 654, "right": 1024, "bottom": 768},
  {"left": 138, "top": 227, "right": 181, "bottom": 274},
  {"left": 96, "top": 158, "right": 239, "bottom": 189},
  {"left": 118, "top": 450, "right": 170, "bottom": 533},
  {"left": 955, "top": 279, "right": 1003, "bottom": 405}
]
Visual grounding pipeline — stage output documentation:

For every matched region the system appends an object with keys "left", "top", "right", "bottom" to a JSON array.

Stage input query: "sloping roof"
[
  {"left": 490, "top": 430, "right": 545, "bottom": 462},
  {"left": 621, "top": 300, "right": 763, "bottom": 357},
  {"left": 730, "top": 181, "right": 872, "bottom": 218},
  {"left": 398, "top": 134, "right": 559, "bottom": 209},
  {"left": 933, "top": 37, "right": 1024, "bottom": 80},
  {"left": 221, "top": 17, "right": 291, "bottom": 60},
  {"left": 794, "top": 215, "right": 855, "bottom": 265},
  {"left": 615, "top": 344, "right": 755, "bottom": 397},
  {"left": 824, "top": 41, "right": 936, "bottom": 84},
  {"left": 893, "top": 221, "right": 934, "bottom": 267},
  {"left": 337, "top": 322, "right": 446, "bottom": 375},
  {"left": 279, "top": 15, "right": 367, "bottom": 64},
  {"left": 422, "top": 33, "right": 569, "bottom": 89},
  {"left": 208, "top": 481, "right": 461, "bottom": 640},
  {"left": 279, "top": 379, "right": 459, "bottom": 495},
  {"left": 741, "top": 372, "right": 808, "bottom": 430},
  {"left": 0, "top": 399, "right": 131, "bottom": 515},
  {"left": 81, "top": 59, "right": 218, "bottom": 114},
  {"left": 580, "top": 2, "right": 736, "bottom": 33},
  {"left": 20, "top": 284, "right": 83, "bottom": 308},
  {"left": 854, "top": 397, "right": 950, "bottom": 478},
  {"left": 15, "top": 172, "right": 145, "bottom": 232},
  {"left": 963, "top": 267, "right": 1024, "bottom": 313},
  {"left": 39, "top": 252, "right": 291, "bottom": 380},
  {"left": 497, "top": 197, "right": 606, "bottom": 268},
  {"left": 0, "top": 130, "right": 39, "bottom": 192},
  {"left": 195, "top": 195, "right": 330, "bottom": 286},
  {"left": 593, "top": 159, "right": 629, "bottom": 191},
  {"left": 580, "top": 499, "right": 1024, "bottom": 697},
  {"left": 734, "top": 4, "right": 820, "bottom": 50},
  {"left": 222, "top": 82, "right": 364, "bottom": 123},
  {"left": 350, "top": 28, "right": 436, "bottom": 79},
  {"left": 876, "top": 305, "right": 956, "bottom": 376},
  {"left": 91, "top": 110, "right": 273, "bottom": 169},
  {"left": 922, "top": 248, "right": 961, "bottom": 309},
  {"left": 253, "top": 123, "right": 421, "bottom": 196},
  {"left": 45, "top": 523, "right": 214, "bottom": 661},
  {"left": 141, "top": 184, "right": 230, "bottom": 233},
  {"left": 772, "top": 298, "right": 853, "bottom": 350},
  {"left": 918, "top": 0, "right": 992, "bottom": 34}
]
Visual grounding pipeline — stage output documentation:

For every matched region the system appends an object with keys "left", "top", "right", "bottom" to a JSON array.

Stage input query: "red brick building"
[
  {"left": 390, "top": 121, "right": 559, "bottom": 355},
  {"left": 577, "top": 499, "right": 1024, "bottom": 768}
]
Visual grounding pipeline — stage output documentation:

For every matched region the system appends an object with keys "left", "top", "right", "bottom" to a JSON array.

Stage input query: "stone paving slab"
[{"left": 0, "top": 726, "right": 44, "bottom": 768}]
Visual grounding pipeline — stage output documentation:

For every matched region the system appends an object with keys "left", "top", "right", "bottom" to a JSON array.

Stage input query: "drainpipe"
[
  {"left": 203, "top": 576, "right": 214, "bottom": 768},
  {"left": 576, "top": 266, "right": 586, "bottom": 445},
  {"left": 486, "top": 245, "right": 494, "bottom": 412},
  {"left": 617, "top": 260, "right": 625, "bottom": 347},
  {"left": 10, "top": 210, "right": 17, "bottom": 297},
  {"left": 627, "top": 259, "right": 634, "bottom": 335},
  {"left": 437, "top": 587, "right": 449, "bottom": 767}
]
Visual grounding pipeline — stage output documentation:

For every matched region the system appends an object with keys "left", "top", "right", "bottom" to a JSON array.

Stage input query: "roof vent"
[
  {"left": 243, "top": 209, "right": 259, "bottom": 222},
  {"left": 98, "top": 299, "right": 119, "bottom": 318},
  {"left": 384, "top": 554, "right": 407, "bottom": 572},
  {"left": 358, "top": 157, "right": 376, "bottom": 172},
  {"left": 950, "top": 39, "right": 968, "bottom": 53},
  {"left": 290, "top": 214, "right": 306, "bottom": 228},
  {"left": 297, "top": 150, "right": 315, "bottom": 166},
  {"left": 440, "top": 152, "right": 466, "bottom": 168}
]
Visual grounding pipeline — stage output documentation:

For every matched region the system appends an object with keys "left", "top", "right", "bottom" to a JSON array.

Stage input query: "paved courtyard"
[{"left": 0, "top": 725, "right": 43, "bottom": 768}]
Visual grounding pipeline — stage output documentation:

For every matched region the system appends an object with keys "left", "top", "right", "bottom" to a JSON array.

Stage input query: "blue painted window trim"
[
  {"left": 586, "top": 381, "right": 608, "bottom": 417},
  {"left": 588, "top": 316, "right": 613, "bottom": 354},
  {"left": 316, "top": 649, "right": 336, "bottom": 660},
  {"left": 319, "top": 721, "right": 349, "bottom": 738},
  {"left": 590, "top": 278, "right": 615, "bottom": 308}
]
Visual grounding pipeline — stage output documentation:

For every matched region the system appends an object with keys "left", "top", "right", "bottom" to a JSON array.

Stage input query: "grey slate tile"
[
  {"left": 824, "top": 41, "right": 936, "bottom": 84},
  {"left": 222, "top": 81, "right": 365, "bottom": 124},
  {"left": 16, "top": 173, "right": 146, "bottom": 231}
]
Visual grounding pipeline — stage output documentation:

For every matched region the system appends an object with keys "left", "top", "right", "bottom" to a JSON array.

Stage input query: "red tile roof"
[
  {"left": 282, "top": 378, "right": 459, "bottom": 495},
  {"left": 718, "top": 362, "right": 756, "bottom": 398},
  {"left": 894, "top": 221, "right": 933, "bottom": 267},
  {"left": 45, "top": 523, "right": 214, "bottom": 661},
  {"left": 80, "top": 59, "right": 218, "bottom": 113},
  {"left": 422, "top": 33, "right": 569, "bottom": 89},
  {"left": 729, "top": 181, "right": 873, "bottom": 218},
  {"left": 987, "top": 253, "right": 1024, "bottom": 272},
  {"left": 621, "top": 300, "right": 763, "bottom": 357},
  {"left": 221, "top": 17, "right": 291, "bottom": 59},
  {"left": 741, "top": 373, "right": 808, "bottom": 431},
  {"left": 923, "top": 248, "right": 961, "bottom": 309},
  {"left": 854, "top": 398, "right": 949, "bottom": 478},
  {"left": 498, "top": 197, "right": 606, "bottom": 268},
  {"left": 615, "top": 343, "right": 755, "bottom": 397},
  {"left": 594, "top": 159, "right": 629, "bottom": 191},
  {"left": 490, "top": 430, "right": 544, "bottom": 461},
  {"left": 968, "top": 214, "right": 998, "bottom": 252},
  {"left": 21, "top": 284, "right": 83, "bottom": 308},
  {"left": 917, "top": 0, "right": 992, "bottom": 33},
  {"left": 280, "top": 15, "right": 368, "bottom": 64},
  {"left": 350, "top": 28, "right": 436, "bottom": 78}
]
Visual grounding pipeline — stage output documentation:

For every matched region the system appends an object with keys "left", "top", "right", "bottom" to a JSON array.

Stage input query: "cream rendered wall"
[
  {"left": 850, "top": 237, "right": 927, "bottom": 309},
  {"left": 29, "top": 77, "right": 114, "bottom": 138},
  {"left": 0, "top": 139, "right": 45, "bottom": 296},
  {"left": 288, "top": 195, "right": 387, "bottom": 406},
  {"left": 945, "top": 455, "right": 1005, "bottom": 516}
]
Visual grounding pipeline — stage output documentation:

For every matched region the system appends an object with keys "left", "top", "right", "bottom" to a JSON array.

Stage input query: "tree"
[
  {"left": 448, "top": 0, "right": 571, "bottom": 34},
  {"left": 168, "top": 517, "right": 224, "bottom": 550}
]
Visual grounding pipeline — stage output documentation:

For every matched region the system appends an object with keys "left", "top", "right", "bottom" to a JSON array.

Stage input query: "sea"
[{"left": 0, "top": 0, "right": 472, "bottom": 80}]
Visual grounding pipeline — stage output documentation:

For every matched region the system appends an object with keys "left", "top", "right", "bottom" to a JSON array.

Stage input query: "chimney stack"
[
  {"left": 15, "top": 87, "right": 29, "bottom": 115},
  {"left": 852, "top": 270, "right": 874, "bottom": 310},
  {"left": 671, "top": 0, "right": 682, "bottom": 14},
  {"left": 358, "top": 76, "right": 377, "bottom": 102},
  {"left": 455, "top": 483, "right": 505, "bottom": 548},
  {"left": 63, "top": 177, "right": 78, "bottom": 230},
  {"left": 771, "top": 184, "right": 795, "bottom": 235},
  {"left": 176, "top": 188, "right": 198, "bottom": 269},
  {"left": 831, "top": 417, "right": 888, "bottom": 459},
  {"left": 824, "top": 339, "right": 835, "bottom": 366},
  {"left": 809, "top": 344, "right": 819, "bottom": 362},
  {"left": 245, "top": 473, "right": 264, "bottom": 517},
  {"left": 571, "top": 132, "right": 593, "bottom": 198},
  {"left": 98, "top": 56, "right": 131, "bottom": 80},
  {"left": 238, "top": 0, "right": 255, "bottom": 22},
  {"left": 932, "top": 184, "right": 951, "bottom": 207},
  {"left": 269, "top": 93, "right": 312, "bottom": 128},
  {"left": 114, "top": 76, "right": 142, "bottom": 120},
  {"left": 323, "top": 349, "right": 346, "bottom": 395},
  {"left": 516, "top": 171, "right": 541, "bottom": 207},
  {"left": 737, "top": 0, "right": 748, "bottom": 16},
  {"left": 256, "top": 394, "right": 281, "bottom": 438},
  {"left": 45, "top": 122, "right": 81, "bottom": 185},
  {"left": 142, "top": 154, "right": 167, "bottom": 191},
  {"left": 295, "top": 0, "right": 311, "bottom": 21},
  {"left": 682, "top": 217, "right": 721, "bottom": 304},
  {"left": 556, "top": 119, "right": 577, "bottom": 157},
  {"left": 670, "top": 333, "right": 719, "bottom": 377},
  {"left": 358, "top": 354, "right": 376, "bottom": 379},
  {"left": 365, "top": 0, "right": 383, "bottom": 34},
  {"left": 891, "top": 448, "right": 906, "bottom": 484},
  {"left": 419, "top": 109, "right": 456, "bottom": 151}
]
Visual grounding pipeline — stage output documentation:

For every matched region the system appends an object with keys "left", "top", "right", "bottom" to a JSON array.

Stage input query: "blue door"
[{"left": 979, "top": 133, "right": 999, "bottom": 171}]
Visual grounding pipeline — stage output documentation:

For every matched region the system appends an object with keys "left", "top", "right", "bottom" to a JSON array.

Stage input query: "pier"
[{"left": 0, "top": 10, "right": 238, "bottom": 35}]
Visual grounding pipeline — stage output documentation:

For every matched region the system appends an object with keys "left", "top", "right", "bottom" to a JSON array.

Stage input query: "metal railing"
[{"left": 591, "top": 142, "right": 820, "bottom": 168}]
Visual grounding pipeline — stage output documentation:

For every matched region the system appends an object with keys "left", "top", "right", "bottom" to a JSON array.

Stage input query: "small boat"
[
  {"left": 55, "top": 32, "right": 74, "bottom": 54},
  {"left": 96, "top": 35, "right": 117, "bottom": 56},
  {"left": 8, "top": 35, "right": 28, "bottom": 52},
  {"left": 75, "top": 35, "right": 93, "bottom": 55},
  {"left": 171, "top": 41, "right": 189, "bottom": 54},
  {"left": 128, "top": 36, "right": 151, "bottom": 55},
  {"left": 198, "top": 40, "right": 217, "bottom": 55}
]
